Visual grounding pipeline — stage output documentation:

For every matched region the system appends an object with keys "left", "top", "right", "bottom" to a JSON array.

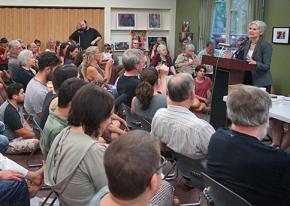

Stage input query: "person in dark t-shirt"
[
  {"left": 207, "top": 85, "right": 290, "bottom": 206},
  {"left": 69, "top": 20, "right": 102, "bottom": 51},
  {"left": 116, "top": 49, "right": 145, "bottom": 106},
  {"left": 0, "top": 83, "right": 38, "bottom": 154}
]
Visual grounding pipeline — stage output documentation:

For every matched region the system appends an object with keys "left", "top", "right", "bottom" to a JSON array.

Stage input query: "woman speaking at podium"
[{"left": 241, "top": 20, "right": 272, "bottom": 93}]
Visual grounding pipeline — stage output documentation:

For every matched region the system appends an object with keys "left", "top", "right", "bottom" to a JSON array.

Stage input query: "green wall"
[
  {"left": 175, "top": 0, "right": 290, "bottom": 95},
  {"left": 264, "top": 0, "right": 290, "bottom": 95},
  {"left": 175, "top": 0, "right": 200, "bottom": 57}
]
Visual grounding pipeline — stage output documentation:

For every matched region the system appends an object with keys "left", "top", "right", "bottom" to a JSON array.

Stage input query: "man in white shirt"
[
  {"left": 151, "top": 73, "right": 215, "bottom": 159},
  {"left": 0, "top": 153, "right": 43, "bottom": 205}
]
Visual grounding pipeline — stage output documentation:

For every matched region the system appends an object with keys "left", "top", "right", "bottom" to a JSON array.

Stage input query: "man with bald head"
[
  {"left": 151, "top": 73, "right": 215, "bottom": 159},
  {"left": 69, "top": 20, "right": 102, "bottom": 51}
]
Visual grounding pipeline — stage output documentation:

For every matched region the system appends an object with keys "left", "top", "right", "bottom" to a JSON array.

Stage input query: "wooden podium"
[{"left": 202, "top": 55, "right": 255, "bottom": 129}]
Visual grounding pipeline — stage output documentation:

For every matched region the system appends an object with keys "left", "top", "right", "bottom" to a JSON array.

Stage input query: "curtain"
[
  {"left": 198, "top": 0, "right": 215, "bottom": 51},
  {"left": 248, "top": 0, "right": 264, "bottom": 21}
]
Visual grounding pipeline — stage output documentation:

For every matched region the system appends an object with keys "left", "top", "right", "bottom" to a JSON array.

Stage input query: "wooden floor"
[{"left": 7, "top": 151, "right": 208, "bottom": 206}]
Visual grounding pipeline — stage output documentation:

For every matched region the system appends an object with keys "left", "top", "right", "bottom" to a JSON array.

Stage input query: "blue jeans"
[
  {"left": 0, "top": 134, "right": 9, "bottom": 154},
  {"left": 0, "top": 179, "right": 30, "bottom": 206}
]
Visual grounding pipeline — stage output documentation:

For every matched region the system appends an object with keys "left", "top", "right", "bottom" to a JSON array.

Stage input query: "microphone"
[{"left": 218, "top": 43, "right": 231, "bottom": 47}]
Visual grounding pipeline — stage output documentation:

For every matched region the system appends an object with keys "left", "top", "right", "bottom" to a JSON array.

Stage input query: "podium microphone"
[
  {"left": 218, "top": 43, "right": 231, "bottom": 47},
  {"left": 218, "top": 43, "right": 231, "bottom": 57}
]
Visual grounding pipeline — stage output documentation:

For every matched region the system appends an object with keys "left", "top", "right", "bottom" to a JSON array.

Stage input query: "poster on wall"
[
  {"left": 182, "top": 21, "right": 190, "bottom": 32},
  {"left": 131, "top": 30, "right": 147, "bottom": 50},
  {"left": 147, "top": 36, "right": 167, "bottom": 50},
  {"left": 117, "top": 13, "right": 136, "bottom": 29},
  {"left": 179, "top": 32, "right": 193, "bottom": 43},
  {"left": 148, "top": 13, "right": 161, "bottom": 29}
]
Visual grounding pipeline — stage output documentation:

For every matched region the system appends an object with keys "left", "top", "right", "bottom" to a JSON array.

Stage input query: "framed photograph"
[
  {"left": 182, "top": 21, "right": 190, "bottom": 32},
  {"left": 117, "top": 13, "right": 136, "bottom": 29},
  {"left": 148, "top": 13, "right": 161, "bottom": 29},
  {"left": 148, "top": 36, "right": 167, "bottom": 50},
  {"left": 272, "top": 27, "right": 290, "bottom": 44},
  {"left": 114, "top": 42, "right": 129, "bottom": 51},
  {"left": 179, "top": 32, "right": 193, "bottom": 43}
]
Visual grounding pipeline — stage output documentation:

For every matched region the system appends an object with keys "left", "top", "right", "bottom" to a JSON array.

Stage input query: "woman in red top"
[
  {"left": 192, "top": 65, "right": 212, "bottom": 112},
  {"left": 0, "top": 38, "right": 8, "bottom": 70}
]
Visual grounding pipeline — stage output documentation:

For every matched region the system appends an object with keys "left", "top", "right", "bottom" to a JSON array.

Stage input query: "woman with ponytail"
[{"left": 131, "top": 67, "right": 168, "bottom": 121}]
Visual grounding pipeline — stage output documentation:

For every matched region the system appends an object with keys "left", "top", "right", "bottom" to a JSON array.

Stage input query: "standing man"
[{"left": 69, "top": 20, "right": 102, "bottom": 51}]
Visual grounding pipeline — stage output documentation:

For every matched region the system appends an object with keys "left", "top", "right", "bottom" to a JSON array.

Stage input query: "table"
[
  {"left": 223, "top": 96, "right": 290, "bottom": 123},
  {"left": 269, "top": 100, "right": 290, "bottom": 123}
]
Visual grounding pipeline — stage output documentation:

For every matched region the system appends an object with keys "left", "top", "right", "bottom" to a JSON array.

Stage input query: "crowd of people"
[{"left": 0, "top": 19, "right": 290, "bottom": 206}]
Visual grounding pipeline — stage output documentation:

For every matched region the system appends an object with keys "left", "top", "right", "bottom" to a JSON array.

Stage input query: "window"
[{"left": 211, "top": 0, "right": 249, "bottom": 49}]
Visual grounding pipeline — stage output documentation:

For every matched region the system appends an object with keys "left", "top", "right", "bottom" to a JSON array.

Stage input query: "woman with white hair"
[
  {"left": 12, "top": 49, "right": 36, "bottom": 90},
  {"left": 151, "top": 44, "right": 176, "bottom": 75},
  {"left": 243, "top": 20, "right": 272, "bottom": 92}
]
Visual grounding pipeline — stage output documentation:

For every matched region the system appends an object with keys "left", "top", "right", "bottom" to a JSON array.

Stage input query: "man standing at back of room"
[{"left": 69, "top": 20, "right": 102, "bottom": 51}]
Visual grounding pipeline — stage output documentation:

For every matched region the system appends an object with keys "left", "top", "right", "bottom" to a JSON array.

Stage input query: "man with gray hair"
[
  {"left": 8, "top": 40, "right": 22, "bottom": 76},
  {"left": 207, "top": 85, "right": 290, "bottom": 205},
  {"left": 151, "top": 73, "right": 215, "bottom": 159},
  {"left": 175, "top": 43, "right": 199, "bottom": 76},
  {"left": 116, "top": 48, "right": 145, "bottom": 106}
]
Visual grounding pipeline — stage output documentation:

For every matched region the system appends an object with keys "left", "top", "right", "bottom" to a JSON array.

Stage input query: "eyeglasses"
[
  {"left": 147, "top": 156, "right": 168, "bottom": 185},
  {"left": 155, "top": 156, "right": 168, "bottom": 173},
  {"left": 133, "top": 42, "right": 139, "bottom": 44}
]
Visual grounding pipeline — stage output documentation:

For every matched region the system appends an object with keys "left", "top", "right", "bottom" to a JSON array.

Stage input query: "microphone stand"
[{"left": 77, "top": 30, "right": 84, "bottom": 52}]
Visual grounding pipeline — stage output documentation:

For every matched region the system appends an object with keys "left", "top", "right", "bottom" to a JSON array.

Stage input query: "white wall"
[{"left": 1, "top": 0, "right": 176, "bottom": 55}]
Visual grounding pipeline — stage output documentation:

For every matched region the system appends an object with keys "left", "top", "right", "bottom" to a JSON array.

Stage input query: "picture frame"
[
  {"left": 148, "top": 13, "right": 161, "bottom": 29},
  {"left": 272, "top": 27, "right": 290, "bottom": 44},
  {"left": 114, "top": 42, "right": 129, "bottom": 51},
  {"left": 148, "top": 36, "right": 167, "bottom": 50},
  {"left": 117, "top": 13, "right": 136, "bottom": 29}
]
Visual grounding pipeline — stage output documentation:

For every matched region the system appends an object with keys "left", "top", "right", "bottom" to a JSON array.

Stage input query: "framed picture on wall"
[
  {"left": 117, "top": 13, "right": 136, "bottom": 29},
  {"left": 148, "top": 36, "right": 167, "bottom": 50},
  {"left": 148, "top": 13, "right": 161, "bottom": 29},
  {"left": 272, "top": 27, "right": 290, "bottom": 44}
]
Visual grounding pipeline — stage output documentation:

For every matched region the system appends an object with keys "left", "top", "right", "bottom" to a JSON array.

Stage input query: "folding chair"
[{"left": 201, "top": 172, "right": 252, "bottom": 206}]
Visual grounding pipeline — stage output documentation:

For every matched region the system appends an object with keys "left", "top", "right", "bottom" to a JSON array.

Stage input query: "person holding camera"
[{"left": 69, "top": 20, "right": 102, "bottom": 51}]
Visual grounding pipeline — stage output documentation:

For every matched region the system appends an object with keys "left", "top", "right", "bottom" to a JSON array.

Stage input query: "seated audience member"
[
  {"left": 192, "top": 65, "right": 212, "bottom": 112},
  {"left": 24, "top": 52, "right": 60, "bottom": 119},
  {"left": 0, "top": 153, "right": 44, "bottom": 204},
  {"left": 0, "top": 121, "right": 9, "bottom": 153},
  {"left": 12, "top": 49, "right": 36, "bottom": 90},
  {"left": 89, "top": 130, "right": 174, "bottom": 206},
  {"left": 176, "top": 37, "right": 189, "bottom": 54},
  {"left": 58, "top": 42, "right": 70, "bottom": 65},
  {"left": 117, "top": 49, "right": 145, "bottom": 106},
  {"left": 81, "top": 46, "right": 113, "bottom": 84},
  {"left": 131, "top": 38, "right": 140, "bottom": 49},
  {"left": 131, "top": 67, "right": 168, "bottom": 120},
  {"left": 8, "top": 40, "right": 22, "bottom": 76},
  {"left": 0, "top": 83, "right": 38, "bottom": 154},
  {"left": 27, "top": 42, "right": 39, "bottom": 70},
  {"left": 151, "top": 44, "right": 176, "bottom": 75},
  {"left": 45, "top": 84, "right": 114, "bottom": 206},
  {"left": 270, "top": 119, "right": 290, "bottom": 149},
  {"left": 39, "top": 64, "right": 79, "bottom": 129},
  {"left": 175, "top": 44, "right": 199, "bottom": 76},
  {"left": 151, "top": 73, "right": 215, "bottom": 159},
  {"left": 0, "top": 37, "right": 9, "bottom": 71},
  {"left": 45, "top": 39, "right": 56, "bottom": 53},
  {"left": 197, "top": 40, "right": 216, "bottom": 75},
  {"left": 149, "top": 37, "right": 164, "bottom": 60},
  {"left": 34, "top": 39, "right": 41, "bottom": 55},
  {"left": 64, "top": 45, "right": 79, "bottom": 65},
  {"left": 207, "top": 86, "right": 290, "bottom": 205},
  {"left": 41, "top": 78, "right": 87, "bottom": 158}
]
